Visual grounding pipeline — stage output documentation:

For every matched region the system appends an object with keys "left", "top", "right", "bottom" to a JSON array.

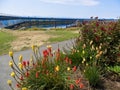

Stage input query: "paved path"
[{"left": 0, "top": 39, "right": 75, "bottom": 90}]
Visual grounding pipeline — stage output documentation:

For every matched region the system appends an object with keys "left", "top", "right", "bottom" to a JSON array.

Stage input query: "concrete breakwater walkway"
[{"left": 0, "top": 39, "right": 75, "bottom": 90}]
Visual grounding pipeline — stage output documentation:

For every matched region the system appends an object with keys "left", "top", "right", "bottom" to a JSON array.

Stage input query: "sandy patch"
[{"left": 9, "top": 30, "right": 50, "bottom": 51}]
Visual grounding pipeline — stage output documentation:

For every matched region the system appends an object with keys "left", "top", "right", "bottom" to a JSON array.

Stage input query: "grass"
[
  {"left": 46, "top": 29, "right": 79, "bottom": 42},
  {"left": 0, "top": 31, "right": 16, "bottom": 55},
  {"left": 0, "top": 27, "right": 79, "bottom": 55}
]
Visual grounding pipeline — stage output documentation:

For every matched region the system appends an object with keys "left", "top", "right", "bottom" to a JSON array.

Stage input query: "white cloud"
[{"left": 39, "top": 0, "right": 100, "bottom": 6}]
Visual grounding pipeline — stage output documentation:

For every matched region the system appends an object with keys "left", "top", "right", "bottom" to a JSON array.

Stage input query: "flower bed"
[{"left": 7, "top": 17, "right": 120, "bottom": 90}]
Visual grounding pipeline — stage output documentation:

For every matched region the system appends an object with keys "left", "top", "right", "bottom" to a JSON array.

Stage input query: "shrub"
[{"left": 79, "top": 19, "right": 120, "bottom": 66}]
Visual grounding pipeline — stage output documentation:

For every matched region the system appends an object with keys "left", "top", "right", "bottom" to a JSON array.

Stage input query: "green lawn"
[
  {"left": 0, "top": 31, "right": 16, "bottom": 55},
  {"left": 46, "top": 30, "right": 79, "bottom": 42}
]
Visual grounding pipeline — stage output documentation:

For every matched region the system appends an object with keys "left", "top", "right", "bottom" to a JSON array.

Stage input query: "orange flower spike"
[
  {"left": 36, "top": 71, "right": 39, "bottom": 78},
  {"left": 70, "top": 84, "right": 74, "bottom": 90},
  {"left": 56, "top": 52, "right": 60, "bottom": 61},
  {"left": 16, "top": 83, "right": 20, "bottom": 88},
  {"left": 47, "top": 45, "right": 52, "bottom": 53},
  {"left": 27, "top": 61, "right": 29, "bottom": 66},
  {"left": 22, "top": 61, "right": 26, "bottom": 67},
  {"left": 68, "top": 76, "right": 70, "bottom": 80},
  {"left": 25, "top": 71, "right": 29, "bottom": 77},
  {"left": 73, "top": 66, "right": 77, "bottom": 72},
  {"left": 79, "top": 83, "right": 84, "bottom": 89},
  {"left": 76, "top": 78, "right": 81, "bottom": 84},
  {"left": 65, "top": 57, "right": 69, "bottom": 63},
  {"left": 69, "top": 59, "right": 72, "bottom": 64},
  {"left": 43, "top": 50, "right": 49, "bottom": 58},
  {"left": 20, "top": 76, "right": 24, "bottom": 80}
]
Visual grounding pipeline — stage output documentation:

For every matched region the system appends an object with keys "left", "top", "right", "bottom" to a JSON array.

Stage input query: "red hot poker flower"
[
  {"left": 76, "top": 78, "right": 81, "bottom": 84},
  {"left": 69, "top": 59, "right": 72, "bottom": 64},
  {"left": 73, "top": 66, "right": 77, "bottom": 72},
  {"left": 96, "top": 22, "right": 99, "bottom": 27},
  {"left": 43, "top": 50, "right": 49, "bottom": 58},
  {"left": 36, "top": 71, "right": 39, "bottom": 78},
  {"left": 27, "top": 61, "right": 29, "bottom": 66},
  {"left": 48, "top": 47, "right": 52, "bottom": 53},
  {"left": 22, "top": 61, "right": 26, "bottom": 67},
  {"left": 70, "top": 84, "right": 74, "bottom": 90},
  {"left": 25, "top": 71, "right": 29, "bottom": 77},
  {"left": 65, "top": 57, "right": 69, "bottom": 63},
  {"left": 68, "top": 76, "right": 70, "bottom": 80},
  {"left": 79, "top": 83, "right": 84, "bottom": 89},
  {"left": 95, "top": 36, "right": 100, "bottom": 42},
  {"left": 16, "top": 83, "right": 20, "bottom": 88},
  {"left": 58, "top": 48, "right": 60, "bottom": 52},
  {"left": 20, "top": 76, "right": 23, "bottom": 80}
]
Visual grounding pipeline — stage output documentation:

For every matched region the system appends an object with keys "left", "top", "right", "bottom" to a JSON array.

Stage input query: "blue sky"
[{"left": 0, "top": 0, "right": 119, "bottom": 19}]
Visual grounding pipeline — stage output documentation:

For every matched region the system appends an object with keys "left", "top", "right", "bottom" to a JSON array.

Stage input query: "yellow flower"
[
  {"left": 71, "top": 47, "right": 73, "bottom": 49},
  {"left": 31, "top": 45, "right": 35, "bottom": 51},
  {"left": 22, "top": 87, "right": 28, "bottom": 90},
  {"left": 82, "top": 60, "right": 84, "bottom": 64},
  {"left": 90, "top": 40, "right": 93, "bottom": 45},
  {"left": 96, "top": 47, "right": 98, "bottom": 51},
  {"left": 99, "top": 51, "right": 103, "bottom": 55},
  {"left": 47, "top": 45, "right": 52, "bottom": 48},
  {"left": 100, "top": 43, "right": 102, "bottom": 46},
  {"left": 82, "top": 50, "right": 85, "bottom": 55},
  {"left": 19, "top": 55, "right": 23, "bottom": 62},
  {"left": 83, "top": 58, "right": 86, "bottom": 62},
  {"left": 10, "top": 72, "right": 15, "bottom": 77},
  {"left": 62, "top": 51, "right": 66, "bottom": 55},
  {"left": 95, "top": 54, "right": 100, "bottom": 59},
  {"left": 9, "top": 60, "right": 13, "bottom": 67},
  {"left": 7, "top": 80, "right": 12, "bottom": 86},
  {"left": 55, "top": 65, "right": 60, "bottom": 72},
  {"left": 82, "top": 44, "right": 86, "bottom": 49},
  {"left": 90, "top": 56, "right": 92, "bottom": 60},
  {"left": 86, "top": 63, "right": 88, "bottom": 66},
  {"left": 99, "top": 45, "right": 102, "bottom": 50},
  {"left": 91, "top": 45, "right": 95, "bottom": 51},
  {"left": 77, "top": 50, "right": 79, "bottom": 52},
  {"left": 19, "top": 63, "right": 23, "bottom": 70},
  {"left": 67, "top": 67, "right": 70, "bottom": 71},
  {"left": 97, "top": 50, "right": 99, "bottom": 54},
  {"left": 83, "top": 70, "right": 85, "bottom": 72},
  {"left": 9, "top": 51, "right": 13, "bottom": 57}
]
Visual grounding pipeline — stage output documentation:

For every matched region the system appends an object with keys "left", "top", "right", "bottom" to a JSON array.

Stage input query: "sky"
[{"left": 0, "top": 0, "right": 119, "bottom": 19}]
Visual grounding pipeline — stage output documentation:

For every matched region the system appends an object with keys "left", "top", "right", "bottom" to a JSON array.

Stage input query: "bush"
[{"left": 79, "top": 19, "right": 120, "bottom": 66}]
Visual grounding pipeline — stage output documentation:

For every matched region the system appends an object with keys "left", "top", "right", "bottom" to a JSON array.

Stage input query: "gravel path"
[{"left": 0, "top": 39, "right": 75, "bottom": 90}]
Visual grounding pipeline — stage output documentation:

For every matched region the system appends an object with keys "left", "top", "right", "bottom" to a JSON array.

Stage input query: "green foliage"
[
  {"left": 46, "top": 30, "right": 79, "bottom": 42},
  {"left": 108, "top": 65, "right": 120, "bottom": 75},
  {"left": 84, "top": 66, "right": 100, "bottom": 87},
  {"left": 0, "top": 31, "right": 16, "bottom": 55}
]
